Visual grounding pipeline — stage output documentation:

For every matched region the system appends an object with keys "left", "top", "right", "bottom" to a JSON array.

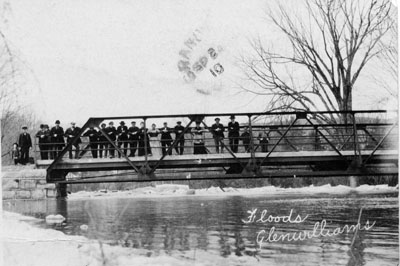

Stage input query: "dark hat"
[
  {"left": 101, "top": 123, "right": 106, "bottom": 127},
  {"left": 89, "top": 126, "right": 94, "bottom": 129},
  {"left": 177, "top": 121, "right": 182, "bottom": 124},
  {"left": 44, "top": 124, "right": 49, "bottom": 129},
  {"left": 40, "top": 124, "right": 44, "bottom": 129},
  {"left": 215, "top": 117, "right": 220, "bottom": 121},
  {"left": 195, "top": 120, "right": 201, "bottom": 124},
  {"left": 22, "top": 125, "right": 28, "bottom": 129},
  {"left": 131, "top": 121, "right": 136, "bottom": 124},
  {"left": 109, "top": 121, "right": 114, "bottom": 125},
  {"left": 55, "top": 120, "right": 60, "bottom": 124},
  {"left": 230, "top": 115, "right": 235, "bottom": 119},
  {"left": 120, "top": 121, "right": 125, "bottom": 125},
  {"left": 71, "top": 122, "right": 76, "bottom": 125}
]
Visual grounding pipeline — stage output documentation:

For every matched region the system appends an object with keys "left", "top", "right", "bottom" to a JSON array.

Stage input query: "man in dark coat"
[
  {"left": 104, "top": 121, "right": 117, "bottom": 158},
  {"left": 117, "top": 121, "right": 129, "bottom": 157},
  {"left": 160, "top": 122, "right": 173, "bottom": 156},
  {"left": 174, "top": 121, "right": 185, "bottom": 155},
  {"left": 228, "top": 115, "right": 240, "bottom": 153},
  {"left": 18, "top": 125, "right": 32, "bottom": 164},
  {"left": 240, "top": 127, "right": 252, "bottom": 152},
  {"left": 50, "top": 120, "right": 65, "bottom": 159},
  {"left": 35, "top": 124, "right": 50, "bottom": 160},
  {"left": 258, "top": 132, "right": 269, "bottom": 152},
  {"left": 65, "top": 122, "right": 82, "bottom": 159},
  {"left": 98, "top": 123, "right": 107, "bottom": 158},
  {"left": 83, "top": 126, "right": 99, "bottom": 158},
  {"left": 211, "top": 118, "right": 225, "bottom": 153},
  {"left": 128, "top": 121, "right": 139, "bottom": 157}
]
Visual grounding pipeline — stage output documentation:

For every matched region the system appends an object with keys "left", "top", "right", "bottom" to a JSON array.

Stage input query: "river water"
[{"left": 4, "top": 192, "right": 399, "bottom": 266}]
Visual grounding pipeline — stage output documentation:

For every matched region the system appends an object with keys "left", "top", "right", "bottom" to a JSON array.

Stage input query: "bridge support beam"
[{"left": 56, "top": 183, "right": 68, "bottom": 198}]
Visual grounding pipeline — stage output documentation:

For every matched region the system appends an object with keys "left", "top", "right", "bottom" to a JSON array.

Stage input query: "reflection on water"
[{"left": 4, "top": 193, "right": 399, "bottom": 265}]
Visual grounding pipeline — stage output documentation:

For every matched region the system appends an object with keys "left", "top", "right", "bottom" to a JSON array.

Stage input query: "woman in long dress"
[
  {"left": 138, "top": 122, "right": 152, "bottom": 156},
  {"left": 192, "top": 121, "right": 208, "bottom": 154},
  {"left": 148, "top": 123, "right": 161, "bottom": 157}
]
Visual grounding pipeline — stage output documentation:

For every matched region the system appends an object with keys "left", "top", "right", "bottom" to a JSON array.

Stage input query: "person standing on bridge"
[
  {"left": 104, "top": 121, "right": 117, "bottom": 158},
  {"left": 83, "top": 126, "right": 99, "bottom": 158},
  {"left": 128, "top": 121, "right": 139, "bottom": 157},
  {"left": 257, "top": 132, "right": 269, "bottom": 152},
  {"left": 160, "top": 122, "right": 173, "bottom": 156},
  {"left": 240, "top": 127, "right": 251, "bottom": 152},
  {"left": 228, "top": 115, "right": 240, "bottom": 153},
  {"left": 50, "top": 120, "right": 65, "bottom": 159},
  {"left": 138, "top": 122, "right": 152, "bottom": 156},
  {"left": 174, "top": 121, "right": 185, "bottom": 155},
  {"left": 192, "top": 121, "right": 207, "bottom": 154},
  {"left": 35, "top": 124, "right": 50, "bottom": 160},
  {"left": 211, "top": 118, "right": 225, "bottom": 153},
  {"left": 98, "top": 123, "right": 107, "bottom": 158},
  {"left": 65, "top": 122, "right": 82, "bottom": 159},
  {"left": 148, "top": 123, "right": 161, "bottom": 157},
  {"left": 117, "top": 121, "right": 129, "bottom": 158},
  {"left": 18, "top": 126, "right": 32, "bottom": 165}
]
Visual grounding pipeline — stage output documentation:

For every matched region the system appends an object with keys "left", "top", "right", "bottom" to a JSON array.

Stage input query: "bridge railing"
[
  {"left": 35, "top": 110, "right": 397, "bottom": 160},
  {"left": 40, "top": 110, "right": 398, "bottom": 182}
]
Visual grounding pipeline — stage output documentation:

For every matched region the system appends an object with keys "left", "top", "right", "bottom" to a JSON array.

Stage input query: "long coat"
[{"left": 18, "top": 133, "right": 32, "bottom": 149}]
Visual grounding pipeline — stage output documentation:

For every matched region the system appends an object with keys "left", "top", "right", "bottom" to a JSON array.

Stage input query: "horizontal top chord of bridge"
[{"left": 87, "top": 109, "right": 396, "bottom": 120}]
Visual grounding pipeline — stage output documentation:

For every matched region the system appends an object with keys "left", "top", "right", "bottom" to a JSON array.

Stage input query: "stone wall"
[{"left": 2, "top": 167, "right": 56, "bottom": 200}]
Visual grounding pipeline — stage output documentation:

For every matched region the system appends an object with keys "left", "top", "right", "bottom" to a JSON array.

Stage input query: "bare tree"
[
  {"left": 0, "top": 2, "right": 42, "bottom": 164},
  {"left": 242, "top": 0, "right": 395, "bottom": 123},
  {"left": 375, "top": 11, "right": 398, "bottom": 106}
]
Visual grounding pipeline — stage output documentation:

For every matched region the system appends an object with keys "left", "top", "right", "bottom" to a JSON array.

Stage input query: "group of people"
[{"left": 15, "top": 115, "right": 270, "bottom": 162}]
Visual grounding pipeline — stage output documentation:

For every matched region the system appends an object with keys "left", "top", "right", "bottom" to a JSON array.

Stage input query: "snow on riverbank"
[
  {"left": 68, "top": 183, "right": 398, "bottom": 200},
  {"left": 2, "top": 211, "right": 258, "bottom": 266}
]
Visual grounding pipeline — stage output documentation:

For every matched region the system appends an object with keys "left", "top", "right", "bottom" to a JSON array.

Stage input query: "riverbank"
[{"left": 2, "top": 211, "right": 259, "bottom": 266}]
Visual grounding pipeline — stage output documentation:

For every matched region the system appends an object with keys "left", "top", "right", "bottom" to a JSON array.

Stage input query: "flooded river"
[{"left": 4, "top": 192, "right": 398, "bottom": 265}]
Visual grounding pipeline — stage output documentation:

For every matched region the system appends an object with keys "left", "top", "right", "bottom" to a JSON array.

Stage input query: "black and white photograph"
[{"left": 1, "top": 0, "right": 399, "bottom": 265}]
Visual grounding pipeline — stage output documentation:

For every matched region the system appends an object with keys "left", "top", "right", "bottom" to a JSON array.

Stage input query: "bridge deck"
[{"left": 37, "top": 149, "right": 398, "bottom": 171}]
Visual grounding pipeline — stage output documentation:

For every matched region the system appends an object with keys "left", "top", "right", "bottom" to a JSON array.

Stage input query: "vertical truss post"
[
  {"left": 149, "top": 118, "right": 194, "bottom": 175},
  {"left": 314, "top": 126, "right": 319, "bottom": 151},
  {"left": 258, "top": 115, "right": 299, "bottom": 167},
  {"left": 352, "top": 113, "right": 362, "bottom": 165},
  {"left": 202, "top": 120, "right": 247, "bottom": 170},
  {"left": 363, "top": 122, "right": 398, "bottom": 165},
  {"left": 248, "top": 115, "right": 256, "bottom": 165},
  {"left": 143, "top": 117, "right": 148, "bottom": 166},
  {"left": 99, "top": 128, "right": 140, "bottom": 173},
  {"left": 305, "top": 118, "right": 343, "bottom": 157}
]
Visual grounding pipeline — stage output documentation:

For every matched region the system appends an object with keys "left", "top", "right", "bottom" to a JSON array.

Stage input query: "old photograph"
[{"left": 1, "top": 0, "right": 399, "bottom": 265}]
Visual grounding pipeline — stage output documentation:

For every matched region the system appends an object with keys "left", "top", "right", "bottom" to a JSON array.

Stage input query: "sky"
[{"left": 4, "top": 0, "right": 398, "bottom": 127}]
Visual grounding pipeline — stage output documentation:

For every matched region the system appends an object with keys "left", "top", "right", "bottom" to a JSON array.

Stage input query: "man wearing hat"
[
  {"left": 50, "top": 120, "right": 65, "bottom": 159},
  {"left": 35, "top": 124, "right": 50, "bottom": 160},
  {"left": 104, "top": 121, "right": 117, "bottom": 158},
  {"left": 228, "top": 115, "right": 240, "bottom": 153},
  {"left": 65, "top": 122, "right": 82, "bottom": 159},
  {"left": 211, "top": 117, "right": 225, "bottom": 153},
  {"left": 128, "top": 121, "right": 139, "bottom": 157},
  {"left": 159, "top": 122, "right": 173, "bottom": 156},
  {"left": 83, "top": 126, "right": 99, "bottom": 158},
  {"left": 117, "top": 121, "right": 129, "bottom": 157},
  {"left": 174, "top": 121, "right": 185, "bottom": 155},
  {"left": 98, "top": 123, "right": 108, "bottom": 158},
  {"left": 18, "top": 125, "right": 32, "bottom": 164}
]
